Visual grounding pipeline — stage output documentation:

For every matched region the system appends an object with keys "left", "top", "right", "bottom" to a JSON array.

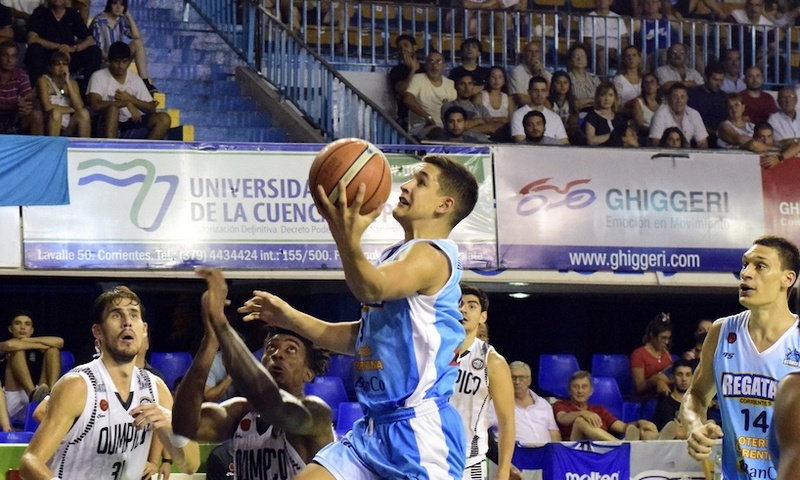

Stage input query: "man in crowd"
[
  {"left": 655, "top": 43, "right": 703, "bottom": 93},
  {"left": 652, "top": 359, "right": 694, "bottom": 439},
  {"left": 521, "top": 110, "right": 562, "bottom": 145},
  {"left": 721, "top": 48, "right": 745, "bottom": 93},
  {"left": 441, "top": 74, "right": 503, "bottom": 137},
  {"left": 687, "top": 62, "right": 728, "bottom": 142},
  {"left": 740, "top": 65, "right": 778, "bottom": 124},
  {"left": 649, "top": 82, "right": 709, "bottom": 148},
  {"left": 448, "top": 38, "right": 490, "bottom": 94},
  {"left": 583, "top": 0, "right": 628, "bottom": 75},
  {"left": 492, "top": 361, "right": 560, "bottom": 445},
  {"left": 432, "top": 106, "right": 488, "bottom": 143},
  {"left": 388, "top": 34, "right": 422, "bottom": 126},
  {"left": 742, "top": 121, "right": 800, "bottom": 168},
  {"left": 767, "top": 87, "right": 800, "bottom": 145},
  {"left": 511, "top": 76, "right": 568, "bottom": 144},
  {"left": 509, "top": 41, "right": 551, "bottom": 106},
  {"left": 0, "top": 39, "right": 43, "bottom": 134},
  {"left": 403, "top": 51, "right": 456, "bottom": 139}
]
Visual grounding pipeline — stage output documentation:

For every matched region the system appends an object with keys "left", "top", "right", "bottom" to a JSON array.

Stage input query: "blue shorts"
[{"left": 315, "top": 397, "right": 465, "bottom": 480}]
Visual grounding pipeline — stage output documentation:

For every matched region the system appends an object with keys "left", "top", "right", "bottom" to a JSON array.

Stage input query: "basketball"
[{"left": 309, "top": 138, "right": 393, "bottom": 215}]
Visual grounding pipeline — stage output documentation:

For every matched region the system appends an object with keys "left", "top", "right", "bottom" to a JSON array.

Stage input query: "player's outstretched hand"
[
  {"left": 687, "top": 421, "right": 723, "bottom": 460},
  {"left": 315, "top": 181, "right": 382, "bottom": 245},
  {"left": 141, "top": 460, "right": 158, "bottom": 479},
  {"left": 239, "top": 291, "right": 299, "bottom": 331},
  {"left": 130, "top": 403, "right": 172, "bottom": 432},
  {"left": 196, "top": 267, "right": 229, "bottom": 326}
]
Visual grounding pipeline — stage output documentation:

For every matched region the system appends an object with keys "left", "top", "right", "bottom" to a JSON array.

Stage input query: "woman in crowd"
[
  {"left": 36, "top": 51, "right": 90, "bottom": 137},
  {"left": 717, "top": 93, "right": 755, "bottom": 149},
  {"left": 567, "top": 42, "right": 601, "bottom": 111},
  {"left": 547, "top": 70, "right": 581, "bottom": 144},
  {"left": 632, "top": 73, "right": 661, "bottom": 142},
  {"left": 658, "top": 126, "right": 689, "bottom": 148},
  {"left": 583, "top": 82, "right": 630, "bottom": 146},
  {"left": 478, "top": 66, "right": 515, "bottom": 141},
  {"left": 630, "top": 313, "right": 674, "bottom": 399},
  {"left": 613, "top": 45, "right": 644, "bottom": 106}
]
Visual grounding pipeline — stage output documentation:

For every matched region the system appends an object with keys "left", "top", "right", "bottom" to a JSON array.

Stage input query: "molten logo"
[
  {"left": 565, "top": 472, "right": 620, "bottom": 480},
  {"left": 516, "top": 177, "right": 596, "bottom": 216}
]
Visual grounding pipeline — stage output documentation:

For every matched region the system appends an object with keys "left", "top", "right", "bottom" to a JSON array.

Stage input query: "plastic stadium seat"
[
  {"left": 0, "top": 431, "right": 34, "bottom": 443},
  {"left": 538, "top": 354, "right": 580, "bottom": 399},
  {"left": 335, "top": 401, "right": 363, "bottom": 438},
  {"left": 641, "top": 398, "right": 658, "bottom": 420},
  {"left": 591, "top": 354, "right": 633, "bottom": 398},
  {"left": 252, "top": 346, "right": 264, "bottom": 361},
  {"left": 326, "top": 355, "right": 356, "bottom": 400},
  {"left": 305, "top": 375, "right": 349, "bottom": 423},
  {"left": 589, "top": 376, "right": 625, "bottom": 419},
  {"left": 149, "top": 352, "right": 193, "bottom": 391},
  {"left": 60, "top": 350, "right": 75, "bottom": 376},
  {"left": 23, "top": 401, "right": 40, "bottom": 432}
]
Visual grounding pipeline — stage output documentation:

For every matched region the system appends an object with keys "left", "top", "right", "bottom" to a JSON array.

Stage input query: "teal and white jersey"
[{"left": 714, "top": 311, "right": 800, "bottom": 480}]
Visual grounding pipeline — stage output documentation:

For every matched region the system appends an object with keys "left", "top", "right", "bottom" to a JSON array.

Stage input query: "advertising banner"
[
  {"left": 495, "top": 147, "right": 764, "bottom": 272},
  {"left": 23, "top": 145, "right": 496, "bottom": 270},
  {"left": 0, "top": 208, "right": 21, "bottom": 268},
  {"left": 761, "top": 158, "right": 800, "bottom": 247}
]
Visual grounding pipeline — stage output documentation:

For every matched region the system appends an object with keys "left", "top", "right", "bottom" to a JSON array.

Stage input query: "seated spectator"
[
  {"left": 91, "top": 0, "right": 156, "bottom": 93},
  {"left": 720, "top": 48, "right": 745, "bottom": 93},
  {"left": 583, "top": 0, "right": 629, "bottom": 75},
  {"left": 509, "top": 40, "right": 551, "bottom": 107},
  {"left": 651, "top": 359, "right": 694, "bottom": 438},
  {"left": 489, "top": 361, "right": 561, "bottom": 445},
  {"left": 511, "top": 76, "right": 569, "bottom": 144},
  {"left": 567, "top": 43, "right": 601, "bottom": 111},
  {"left": 632, "top": 0, "right": 680, "bottom": 70},
  {"left": 687, "top": 62, "right": 727, "bottom": 142},
  {"left": 204, "top": 349, "right": 236, "bottom": 403},
  {"left": 655, "top": 43, "right": 703, "bottom": 93},
  {"left": 441, "top": 74, "right": 503, "bottom": 136},
  {"left": 681, "top": 319, "right": 712, "bottom": 366},
  {"left": 388, "top": 34, "right": 423, "bottom": 126},
  {"left": 36, "top": 51, "right": 90, "bottom": 137},
  {"left": 659, "top": 126, "right": 689, "bottom": 147},
  {"left": 767, "top": 87, "right": 800, "bottom": 145},
  {"left": 717, "top": 93, "right": 755, "bottom": 149},
  {"left": 522, "top": 110, "right": 563, "bottom": 145},
  {"left": 631, "top": 73, "right": 661, "bottom": 143},
  {"left": 553, "top": 371, "right": 668, "bottom": 441},
  {"left": 478, "top": 66, "right": 515, "bottom": 141},
  {"left": 24, "top": 0, "right": 102, "bottom": 88},
  {"left": 613, "top": 45, "right": 644, "bottom": 106},
  {"left": 649, "top": 82, "right": 709, "bottom": 148},
  {"left": 740, "top": 65, "right": 778, "bottom": 124},
  {"left": 0, "top": 39, "right": 43, "bottom": 134},
  {"left": 630, "top": 312, "right": 674, "bottom": 399},
  {"left": 743, "top": 121, "right": 800, "bottom": 168},
  {"left": 547, "top": 71, "right": 581, "bottom": 144},
  {"left": 583, "top": 82, "right": 635, "bottom": 147},
  {"left": 0, "top": 310, "right": 62, "bottom": 425},
  {"left": 726, "top": 0, "right": 800, "bottom": 74},
  {"left": 0, "top": 4, "right": 11, "bottom": 40},
  {"left": 402, "top": 51, "right": 456, "bottom": 139},
  {"left": 87, "top": 41, "right": 171, "bottom": 139},
  {"left": 430, "top": 105, "right": 487, "bottom": 143},
  {"left": 448, "top": 38, "right": 490, "bottom": 95}
]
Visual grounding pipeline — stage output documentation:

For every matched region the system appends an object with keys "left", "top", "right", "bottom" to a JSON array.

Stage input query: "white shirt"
[
  {"left": 87, "top": 68, "right": 153, "bottom": 122},
  {"left": 508, "top": 64, "right": 552, "bottom": 97},
  {"left": 722, "top": 76, "right": 746, "bottom": 93},
  {"left": 489, "top": 389, "right": 558, "bottom": 445},
  {"left": 649, "top": 104, "right": 709, "bottom": 143},
  {"left": 767, "top": 109, "right": 800, "bottom": 141},
  {"left": 655, "top": 64, "right": 704, "bottom": 87},
  {"left": 583, "top": 11, "right": 628, "bottom": 49},
  {"left": 511, "top": 105, "right": 567, "bottom": 141}
]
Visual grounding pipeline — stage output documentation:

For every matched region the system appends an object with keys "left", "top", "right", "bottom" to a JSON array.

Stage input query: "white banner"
[{"left": 0, "top": 207, "right": 21, "bottom": 268}]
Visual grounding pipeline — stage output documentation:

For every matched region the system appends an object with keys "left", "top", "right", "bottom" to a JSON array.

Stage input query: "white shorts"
[{"left": 4, "top": 388, "right": 28, "bottom": 425}]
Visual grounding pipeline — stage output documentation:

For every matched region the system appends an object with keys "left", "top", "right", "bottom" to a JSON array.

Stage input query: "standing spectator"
[
  {"left": 740, "top": 65, "right": 778, "bottom": 124},
  {"left": 388, "top": 34, "right": 422, "bottom": 127},
  {"left": 36, "top": 51, "right": 90, "bottom": 137},
  {"left": 655, "top": 43, "right": 703, "bottom": 93},
  {"left": 0, "top": 39, "right": 43, "bottom": 134},
  {"left": 521, "top": 110, "right": 563, "bottom": 145},
  {"left": 91, "top": 0, "right": 156, "bottom": 93},
  {"left": 509, "top": 40, "right": 551, "bottom": 107},
  {"left": 511, "top": 76, "right": 569, "bottom": 144},
  {"left": 721, "top": 48, "right": 746, "bottom": 93},
  {"left": 583, "top": 82, "right": 632, "bottom": 147},
  {"left": 630, "top": 313, "right": 674, "bottom": 399},
  {"left": 687, "top": 62, "right": 728, "bottom": 143},
  {"left": 767, "top": 87, "right": 800, "bottom": 145},
  {"left": 448, "top": 38, "right": 490, "bottom": 95},
  {"left": 403, "top": 51, "right": 456, "bottom": 139},
  {"left": 490, "top": 361, "right": 560, "bottom": 445},
  {"left": 632, "top": 0, "right": 680, "bottom": 69},
  {"left": 24, "top": 0, "right": 102, "bottom": 87},
  {"left": 651, "top": 359, "right": 694, "bottom": 438},
  {"left": 583, "top": 0, "right": 629, "bottom": 75},
  {"left": 631, "top": 72, "right": 661, "bottom": 142},
  {"left": 547, "top": 71, "right": 580, "bottom": 144},
  {"left": 567, "top": 43, "right": 601, "bottom": 111},
  {"left": 717, "top": 93, "right": 755, "bottom": 149},
  {"left": 659, "top": 125, "right": 689, "bottom": 147},
  {"left": 649, "top": 82, "right": 709, "bottom": 147},
  {"left": 87, "top": 41, "right": 170, "bottom": 139},
  {"left": 613, "top": 45, "right": 644, "bottom": 106}
]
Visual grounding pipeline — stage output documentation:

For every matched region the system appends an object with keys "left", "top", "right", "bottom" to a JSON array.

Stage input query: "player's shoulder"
[{"left": 302, "top": 394, "right": 334, "bottom": 421}]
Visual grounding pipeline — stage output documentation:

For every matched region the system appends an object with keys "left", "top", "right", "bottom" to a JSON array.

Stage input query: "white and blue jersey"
[
  {"left": 314, "top": 238, "right": 466, "bottom": 480},
  {"left": 714, "top": 311, "right": 800, "bottom": 480}
]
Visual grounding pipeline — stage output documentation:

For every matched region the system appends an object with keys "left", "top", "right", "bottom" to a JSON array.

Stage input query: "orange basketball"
[{"left": 309, "top": 138, "right": 393, "bottom": 215}]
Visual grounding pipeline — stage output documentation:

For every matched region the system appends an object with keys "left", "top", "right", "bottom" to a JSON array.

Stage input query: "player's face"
[
  {"left": 510, "top": 366, "right": 531, "bottom": 397},
  {"left": 459, "top": 294, "right": 486, "bottom": 335},
  {"left": 673, "top": 366, "right": 693, "bottom": 393},
  {"left": 394, "top": 164, "right": 449, "bottom": 223},
  {"left": 569, "top": 377, "right": 593, "bottom": 403},
  {"left": 262, "top": 334, "right": 312, "bottom": 394},
  {"left": 739, "top": 244, "right": 795, "bottom": 308},
  {"left": 8, "top": 315, "right": 33, "bottom": 339},
  {"left": 95, "top": 298, "right": 146, "bottom": 364}
]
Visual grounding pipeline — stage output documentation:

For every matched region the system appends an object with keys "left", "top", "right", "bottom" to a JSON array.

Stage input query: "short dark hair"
[
  {"left": 704, "top": 61, "right": 725, "bottom": 78},
  {"left": 523, "top": 109, "right": 546, "bottom": 127},
  {"left": 461, "top": 37, "right": 482, "bottom": 53},
  {"left": 0, "top": 39, "right": 16, "bottom": 55},
  {"left": 528, "top": 75, "right": 548, "bottom": 90},
  {"left": 108, "top": 41, "right": 132, "bottom": 60},
  {"left": 48, "top": 50, "right": 70, "bottom": 67},
  {"left": 443, "top": 105, "right": 467, "bottom": 123},
  {"left": 395, "top": 34, "right": 417, "bottom": 48},
  {"left": 90, "top": 286, "right": 144, "bottom": 326},
  {"left": 422, "top": 155, "right": 478, "bottom": 228},
  {"left": 672, "top": 358, "right": 695, "bottom": 373},
  {"left": 753, "top": 235, "right": 800, "bottom": 285},
  {"left": 753, "top": 121, "right": 773, "bottom": 136},
  {"left": 460, "top": 283, "right": 489, "bottom": 311},
  {"left": 9, "top": 309, "right": 34, "bottom": 326},
  {"left": 266, "top": 327, "right": 330, "bottom": 378},
  {"left": 668, "top": 82, "right": 689, "bottom": 96},
  {"left": 104, "top": 0, "right": 127, "bottom": 13}
]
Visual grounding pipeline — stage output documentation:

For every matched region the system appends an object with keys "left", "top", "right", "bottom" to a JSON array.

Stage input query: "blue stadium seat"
[
  {"left": 252, "top": 346, "right": 264, "bottom": 361},
  {"left": 326, "top": 355, "right": 355, "bottom": 400},
  {"left": 538, "top": 354, "right": 580, "bottom": 399},
  {"left": 641, "top": 398, "right": 658, "bottom": 421},
  {"left": 23, "top": 401, "right": 40, "bottom": 432},
  {"left": 0, "top": 431, "right": 34, "bottom": 443},
  {"left": 60, "top": 350, "right": 75, "bottom": 376},
  {"left": 591, "top": 354, "right": 633, "bottom": 398},
  {"left": 335, "top": 401, "right": 363, "bottom": 438},
  {"left": 589, "top": 376, "right": 625, "bottom": 419},
  {"left": 305, "top": 375, "right": 349, "bottom": 423},
  {"left": 149, "top": 352, "right": 193, "bottom": 391}
]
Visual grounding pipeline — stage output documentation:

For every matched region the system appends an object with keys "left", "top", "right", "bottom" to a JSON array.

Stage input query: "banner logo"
[
  {"left": 77, "top": 158, "right": 179, "bottom": 231},
  {"left": 516, "top": 177, "right": 596, "bottom": 216}
]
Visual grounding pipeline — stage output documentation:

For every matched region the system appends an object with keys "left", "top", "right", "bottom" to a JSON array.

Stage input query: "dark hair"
[
  {"left": 460, "top": 283, "right": 489, "bottom": 311},
  {"left": 453, "top": 73, "right": 474, "bottom": 86},
  {"left": 753, "top": 121, "right": 773, "bottom": 136},
  {"left": 642, "top": 312, "right": 672, "bottom": 344},
  {"left": 461, "top": 37, "right": 483, "bottom": 53},
  {"left": 668, "top": 82, "right": 689, "bottom": 97},
  {"left": 266, "top": 327, "right": 331, "bottom": 377},
  {"left": 672, "top": 358, "right": 694, "bottom": 373},
  {"left": 704, "top": 61, "right": 725, "bottom": 79},
  {"left": 659, "top": 127, "right": 688, "bottom": 148},
  {"left": 528, "top": 75, "right": 549, "bottom": 91},
  {"left": 443, "top": 105, "right": 467, "bottom": 123},
  {"left": 48, "top": 50, "right": 70, "bottom": 67},
  {"left": 593, "top": 81, "right": 619, "bottom": 112},
  {"left": 422, "top": 155, "right": 478, "bottom": 228},
  {"left": 9, "top": 309, "right": 34, "bottom": 326},
  {"left": 487, "top": 66, "right": 508, "bottom": 94},
  {"left": 0, "top": 39, "right": 16, "bottom": 55},
  {"left": 108, "top": 41, "right": 132, "bottom": 60},
  {"left": 567, "top": 42, "right": 589, "bottom": 68},
  {"left": 548, "top": 70, "right": 577, "bottom": 114},
  {"left": 621, "top": 45, "right": 642, "bottom": 74},
  {"left": 753, "top": 235, "right": 800, "bottom": 284},
  {"left": 395, "top": 33, "right": 417, "bottom": 48},
  {"left": 90, "top": 286, "right": 145, "bottom": 326},
  {"left": 523, "top": 109, "right": 546, "bottom": 127},
  {"left": 104, "top": 0, "right": 128, "bottom": 14}
]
